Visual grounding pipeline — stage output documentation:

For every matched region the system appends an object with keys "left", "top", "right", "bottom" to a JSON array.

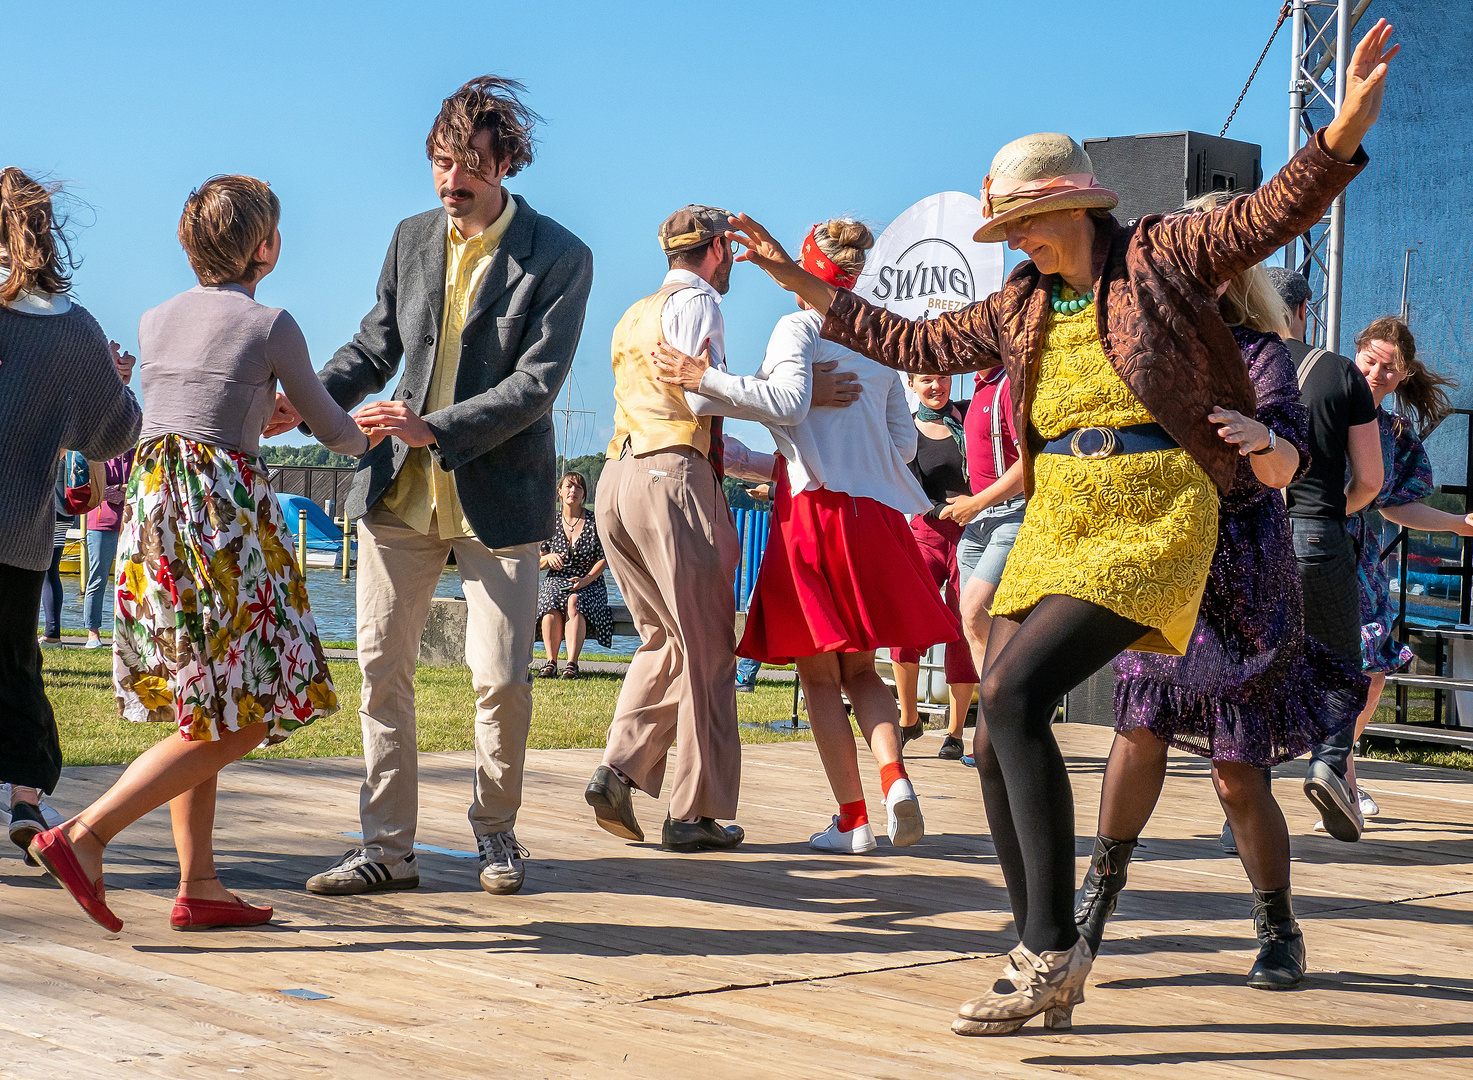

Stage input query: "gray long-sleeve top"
[
  {"left": 138, "top": 285, "right": 369, "bottom": 458},
  {"left": 0, "top": 302, "right": 143, "bottom": 570}
]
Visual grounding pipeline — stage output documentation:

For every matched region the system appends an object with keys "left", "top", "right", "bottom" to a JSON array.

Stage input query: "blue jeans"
[
  {"left": 736, "top": 656, "right": 761, "bottom": 686},
  {"left": 39, "top": 544, "right": 64, "bottom": 639},
  {"left": 84, "top": 528, "right": 121, "bottom": 632}
]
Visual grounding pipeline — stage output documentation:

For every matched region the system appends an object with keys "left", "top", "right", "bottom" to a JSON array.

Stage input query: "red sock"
[
  {"left": 837, "top": 799, "right": 868, "bottom": 832},
  {"left": 879, "top": 761, "right": 908, "bottom": 799}
]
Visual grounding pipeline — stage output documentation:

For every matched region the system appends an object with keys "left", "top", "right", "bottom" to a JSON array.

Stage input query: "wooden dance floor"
[{"left": 3, "top": 724, "right": 1471, "bottom": 1078}]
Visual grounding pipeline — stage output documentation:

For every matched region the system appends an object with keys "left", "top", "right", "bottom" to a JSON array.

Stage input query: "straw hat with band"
[{"left": 974, "top": 133, "right": 1119, "bottom": 244}]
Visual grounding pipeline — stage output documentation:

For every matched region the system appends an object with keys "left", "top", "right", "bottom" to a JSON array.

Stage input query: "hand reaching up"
[{"left": 1325, "top": 18, "right": 1400, "bottom": 161}]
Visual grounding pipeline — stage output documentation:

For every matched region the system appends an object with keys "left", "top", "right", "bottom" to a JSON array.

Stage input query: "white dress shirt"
[{"left": 694, "top": 308, "right": 929, "bottom": 514}]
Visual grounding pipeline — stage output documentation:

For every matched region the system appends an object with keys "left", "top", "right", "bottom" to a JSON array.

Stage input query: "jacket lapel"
[
  {"left": 463, "top": 194, "right": 537, "bottom": 333},
  {"left": 417, "top": 216, "right": 447, "bottom": 348}
]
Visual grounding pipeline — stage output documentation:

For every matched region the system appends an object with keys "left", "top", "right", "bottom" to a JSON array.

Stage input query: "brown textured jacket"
[{"left": 821, "top": 130, "right": 1367, "bottom": 496}]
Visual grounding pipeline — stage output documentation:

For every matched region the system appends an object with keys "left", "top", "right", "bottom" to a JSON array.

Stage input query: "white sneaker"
[
  {"left": 476, "top": 831, "right": 528, "bottom": 895},
  {"left": 84, "top": 636, "right": 104, "bottom": 650},
  {"left": 305, "top": 848, "right": 419, "bottom": 895},
  {"left": 809, "top": 816, "right": 877, "bottom": 854},
  {"left": 1358, "top": 790, "right": 1380, "bottom": 818},
  {"left": 885, "top": 778, "right": 925, "bottom": 847},
  {"left": 1312, "top": 819, "right": 1327, "bottom": 833},
  {"left": 0, "top": 784, "right": 63, "bottom": 828}
]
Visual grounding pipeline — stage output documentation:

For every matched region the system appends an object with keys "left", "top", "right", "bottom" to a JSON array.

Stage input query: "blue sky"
[{"left": 8, "top": 1, "right": 1301, "bottom": 458}]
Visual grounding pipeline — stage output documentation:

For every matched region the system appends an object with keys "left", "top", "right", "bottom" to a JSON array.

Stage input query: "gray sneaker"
[
  {"left": 477, "top": 831, "right": 528, "bottom": 895},
  {"left": 305, "top": 849, "right": 419, "bottom": 895},
  {"left": 1303, "top": 760, "right": 1363, "bottom": 843}
]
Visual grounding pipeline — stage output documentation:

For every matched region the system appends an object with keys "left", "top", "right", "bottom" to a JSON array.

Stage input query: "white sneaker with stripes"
[{"left": 305, "top": 849, "right": 419, "bottom": 895}]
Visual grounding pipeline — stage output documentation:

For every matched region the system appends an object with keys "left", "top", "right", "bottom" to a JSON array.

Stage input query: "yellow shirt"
[{"left": 382, "top": 197, "right": 517, "bottom": 537}]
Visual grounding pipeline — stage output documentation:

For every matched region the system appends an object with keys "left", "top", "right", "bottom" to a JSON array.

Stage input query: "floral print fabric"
[
  {"left": 114, "top": 436, "right": 338, "bottom": 743},
  {"left": 1349, "top": 408, "right": 1434, "bottom": 674},
  {"left": 990, "top": 305, "right": 1219, "bottom": 655}
]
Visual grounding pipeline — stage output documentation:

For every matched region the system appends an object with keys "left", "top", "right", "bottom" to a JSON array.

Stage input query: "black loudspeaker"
[
  {"left": 1062, "top": 663, "right": 1117, "bottom": 727},
  {"left": 1082, "top": 132, "right": 1263, "bottom": 224}
]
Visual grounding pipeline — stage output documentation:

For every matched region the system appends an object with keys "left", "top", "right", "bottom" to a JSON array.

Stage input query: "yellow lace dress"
[{"left": 990, "top": 300, "right": 1219, "bottom": 655}]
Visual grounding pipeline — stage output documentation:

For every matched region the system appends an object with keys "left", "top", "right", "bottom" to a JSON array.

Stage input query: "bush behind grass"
[{"left": 45, "top": 648, "right": 810, "bottom": 767}]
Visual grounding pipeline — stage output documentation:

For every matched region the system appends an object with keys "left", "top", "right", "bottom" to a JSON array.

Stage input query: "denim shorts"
[{"left": 957, "top": 498, "right": 1026, "bottom": 588}]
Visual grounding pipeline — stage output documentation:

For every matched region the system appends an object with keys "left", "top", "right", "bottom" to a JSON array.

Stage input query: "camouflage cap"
[{"left": 658, "top": 204, "right": 732, "bottom": 255}]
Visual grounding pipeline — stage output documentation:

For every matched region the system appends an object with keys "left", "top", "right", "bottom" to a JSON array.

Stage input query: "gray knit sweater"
[{"left": 0, "top": 303, "right": 143, "bottom": 571}]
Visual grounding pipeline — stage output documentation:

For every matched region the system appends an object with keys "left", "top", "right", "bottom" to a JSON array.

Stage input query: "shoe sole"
[
  {"left": 808, "top": 837, "right": 878, "bottom": 855},
  {"left": 1246, "top": 973, "right": 1304, "bottom": 991},
  {"left": 479, "top": 874, "right": 525, "bottom": 896},
  {"left": 585, "top": 784, "right": 643, "bottom": 842},
  {"left": 171, "top": 917, "right": 273, "bottom": 931},
  {"left": 10, "top": 823, "right": 42, "bottom": 866},
  {"left": 661, "top": 837, "right": 742, "bottom": 853},
  {"left": 304, "top": 876, "right": 420, "bottom": 896},
  {"left": 1303, "top": 779, "right": 1361, "bottom": 842},
  {"left": 888, "top": 798, "right": 925, "bottom": 848}
]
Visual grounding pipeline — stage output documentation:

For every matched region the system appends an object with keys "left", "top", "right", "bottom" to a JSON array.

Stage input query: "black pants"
[
  {"left": 40, "top": 542, "right": 64, "bottom": 639},
  {"left": 1292, "top": 517, "right": 1361, "bottom": 776},
  {"left": 1, "top": 561, "right": 62, "bottom": 793}
]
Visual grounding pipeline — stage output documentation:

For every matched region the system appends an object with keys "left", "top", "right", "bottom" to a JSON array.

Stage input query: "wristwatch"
[{"left": 1250, "top": 429, "right": 1278, "bottom": 456}]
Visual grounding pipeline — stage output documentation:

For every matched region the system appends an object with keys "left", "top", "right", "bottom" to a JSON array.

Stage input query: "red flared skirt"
[{"left": 738, "top": 465, "right": 961, "bottom": 665}]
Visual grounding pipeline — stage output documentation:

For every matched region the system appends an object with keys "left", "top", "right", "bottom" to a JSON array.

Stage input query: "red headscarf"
[{"left": 799, "top": 225, "right": 858, "bottom": 289}]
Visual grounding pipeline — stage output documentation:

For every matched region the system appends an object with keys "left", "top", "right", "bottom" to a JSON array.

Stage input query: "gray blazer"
[{"left": 316, "top": 194, "right": 593, "bottom": 549}]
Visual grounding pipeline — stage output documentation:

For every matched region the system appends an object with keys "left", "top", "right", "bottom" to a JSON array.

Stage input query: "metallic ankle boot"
[
  {"left": 1073, "top": 835, "right": 1137, "bottom": 956},
  {"left": 952, "top": 938, "right": 1092, "bottom": 1036},
  {"left": 1246, "top": 887, "right": 1306, "bottom": 990}
]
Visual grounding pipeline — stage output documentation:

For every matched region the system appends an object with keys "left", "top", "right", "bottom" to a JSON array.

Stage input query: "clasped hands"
[
  {"left": 649, "top": 342, "right": 861, "bottom": 407},
  {"left": 262, "top": 393, "right": 436, "bottom": 450}
]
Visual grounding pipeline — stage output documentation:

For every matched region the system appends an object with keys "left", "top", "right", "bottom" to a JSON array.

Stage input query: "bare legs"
[
  {"left": 796, "top": 651, "right": 903, "bottom": 805},
  {"left": 894, "top": 660, "right": 922, "bottom": 731},
  {"left": 62, "top": 721, "right": 268, "bottom": 903},
  {"left": 1095, "top": 728, "right": 1290, "bottom": 891},
  {"left": 1344, "top": 671, "right": 1384, "bottom": 799},
  {"left": 541, "top": 596, "right": 588, "bottom": 665}
]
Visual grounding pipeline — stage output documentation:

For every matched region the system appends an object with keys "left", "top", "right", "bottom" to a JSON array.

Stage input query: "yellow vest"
[{"left": 606, "top": 282, "right": 713, "bottom": 459}]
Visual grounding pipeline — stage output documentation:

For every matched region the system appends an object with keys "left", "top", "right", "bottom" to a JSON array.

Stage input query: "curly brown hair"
[
  {"left": 426, "top": 76, "right": 539, "bottom": 179},
  {"left": 1355, "top": 315, "right": 1457, "bottom": 433},
  {"left": 0, "top": 167, "right": 74, "bottom": 304}
]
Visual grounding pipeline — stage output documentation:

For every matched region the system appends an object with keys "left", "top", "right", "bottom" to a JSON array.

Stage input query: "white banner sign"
[{"left": 853, "top": 191, "right": 1004, "bottom": 321}]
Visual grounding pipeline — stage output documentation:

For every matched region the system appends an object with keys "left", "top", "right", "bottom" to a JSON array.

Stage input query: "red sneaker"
[
  {"left": 170, "top": 894, "right": 273, "bottom": 931},
  {"left": 28, "top": 825, "right": 123, "bottom": 933}
]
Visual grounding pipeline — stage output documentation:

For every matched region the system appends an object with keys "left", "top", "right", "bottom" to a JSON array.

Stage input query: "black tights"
[
  {"left": 972, "top": 594, "right": 1147, "bottom": 954},
  {"left": 1097, "top": 731, "right": 1291, "bottom": 891}
]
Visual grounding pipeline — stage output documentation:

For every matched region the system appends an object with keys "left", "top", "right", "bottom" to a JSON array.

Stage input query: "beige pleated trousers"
[{"left": 595, "top": 446, "right": 742, "bottom": 820}]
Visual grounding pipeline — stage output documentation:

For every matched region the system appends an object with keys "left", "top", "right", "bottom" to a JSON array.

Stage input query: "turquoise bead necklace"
[{"left": 1051, "top": 282, "right": 1094, "bottom": 314}]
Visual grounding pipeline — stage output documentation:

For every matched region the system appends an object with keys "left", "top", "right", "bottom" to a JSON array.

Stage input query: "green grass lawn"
[{"left": 44, "top": 648, "right": 810, "bottom": 767}]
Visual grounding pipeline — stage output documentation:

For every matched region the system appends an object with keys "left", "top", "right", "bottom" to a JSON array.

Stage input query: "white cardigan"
[{"left": 693, "top": 308, "right": 930, "bottom": 514}]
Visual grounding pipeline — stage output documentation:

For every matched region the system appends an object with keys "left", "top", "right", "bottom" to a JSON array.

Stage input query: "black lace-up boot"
[
  {"left": 1246, "top": 887, "right": 1306, "bottom": 990},
  {"left": 1073, "top": 835, "right": 1137, "bottom": 956}
]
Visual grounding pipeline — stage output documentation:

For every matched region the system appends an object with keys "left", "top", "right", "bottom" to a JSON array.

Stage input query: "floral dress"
[
  {"left": 1348, "top": 407, "right": 1434, "bottom": 674},
  {"left": 113, "top": 436, "right": 338, "bottom": 744},
  {"left": 536, "top": 514, "right": 614, "bottom": 648}
]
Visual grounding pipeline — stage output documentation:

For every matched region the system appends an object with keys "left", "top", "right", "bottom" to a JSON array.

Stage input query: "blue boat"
[{"left": 276, "top": 494, "right": 356, "bottom": 569}]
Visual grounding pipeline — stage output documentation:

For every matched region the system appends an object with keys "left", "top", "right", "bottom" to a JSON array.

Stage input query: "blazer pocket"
[{"left": 495, "top": 312, "right": 528, "bottom": 351}]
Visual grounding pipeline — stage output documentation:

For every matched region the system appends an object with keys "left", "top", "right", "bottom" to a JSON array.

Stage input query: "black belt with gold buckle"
[{"left": 1035, "top": 423, "right": 1177, "bottom": 460}]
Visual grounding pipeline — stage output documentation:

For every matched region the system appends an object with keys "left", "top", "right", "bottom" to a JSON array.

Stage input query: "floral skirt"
[{"left": 113, "top": 436, "right": 338, "bottom": 744}]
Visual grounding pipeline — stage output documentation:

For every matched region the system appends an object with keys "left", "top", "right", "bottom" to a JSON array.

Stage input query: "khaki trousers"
[
  {"left": 355, "top": 505, "right": 539, "bottom": 862},
  {"left": 595, "top": 447, "right": 741, "bottom": 820}
]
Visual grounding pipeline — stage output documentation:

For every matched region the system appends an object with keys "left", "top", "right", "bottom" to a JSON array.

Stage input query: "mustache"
[{"left": 439, "top": 187, "right": 475, "bottom": 200}]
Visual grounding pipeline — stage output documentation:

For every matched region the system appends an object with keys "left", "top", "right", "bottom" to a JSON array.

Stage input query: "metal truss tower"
[{"left": 1284, "top": 0, "right": 1370, "bottom": 353}]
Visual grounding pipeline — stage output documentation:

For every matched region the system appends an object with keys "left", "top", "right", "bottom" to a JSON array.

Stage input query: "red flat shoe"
[
  {"left": 28, "top": 825, "right": 123, "bottom": 933},
  {"left": 170, "top": 894, "right": 273, "bottom": 931}
]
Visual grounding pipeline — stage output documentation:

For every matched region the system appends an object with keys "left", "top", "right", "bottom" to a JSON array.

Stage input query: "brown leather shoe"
[{"left": 661, "top": 815, "right": 744, "bottom": 853}]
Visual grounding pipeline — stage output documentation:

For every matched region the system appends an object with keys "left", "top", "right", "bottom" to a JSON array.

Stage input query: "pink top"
[
  {"left": 963, "top": 367, "right": 1019, "bottom": 492},
  {"left": 85, "top": 449, "right": 136, "bottom": 532}
]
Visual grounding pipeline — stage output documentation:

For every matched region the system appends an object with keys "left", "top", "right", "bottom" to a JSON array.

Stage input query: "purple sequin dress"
[{"left": 1113, "top": 328, "right": 1369, "bottom": 766}]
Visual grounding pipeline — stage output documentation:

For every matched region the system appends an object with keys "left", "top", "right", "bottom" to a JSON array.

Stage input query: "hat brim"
[{"left": 972, "top": 188, "right": 1119, "bottom": 244}]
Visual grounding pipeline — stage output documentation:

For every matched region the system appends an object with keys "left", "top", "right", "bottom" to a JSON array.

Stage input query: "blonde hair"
[
  {"left": 811, "top": 217, "right": 874, "bottom": 279},
  {"left": 177, "top": 175, "right": 280, "bottom": 286},
  {"left": 1181, "top": 193, "right": 1290, "bottom": 339},
  {"left": 1356, "top": 315, "right": 1456, "bottom": 432},
  {"left": 0, "top": 168, "right": 73, "bottom": 304}
]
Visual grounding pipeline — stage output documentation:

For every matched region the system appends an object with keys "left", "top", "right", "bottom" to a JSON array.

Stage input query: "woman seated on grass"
[{"left": 535, "top": 471, "right": 612, "bottom": 679}]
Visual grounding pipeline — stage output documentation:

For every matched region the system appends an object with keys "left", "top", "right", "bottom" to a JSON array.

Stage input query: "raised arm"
[
  {"left": 726, "top": 212, "right": 1005, "bottom": 377},
  {"left": 1149, "top": 20, "right": 1395, "bottom": 287}
]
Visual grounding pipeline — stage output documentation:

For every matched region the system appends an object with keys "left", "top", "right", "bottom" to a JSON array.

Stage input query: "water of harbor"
[{"left": 45, "top": 567, "right": 642, "bottom": 655}]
